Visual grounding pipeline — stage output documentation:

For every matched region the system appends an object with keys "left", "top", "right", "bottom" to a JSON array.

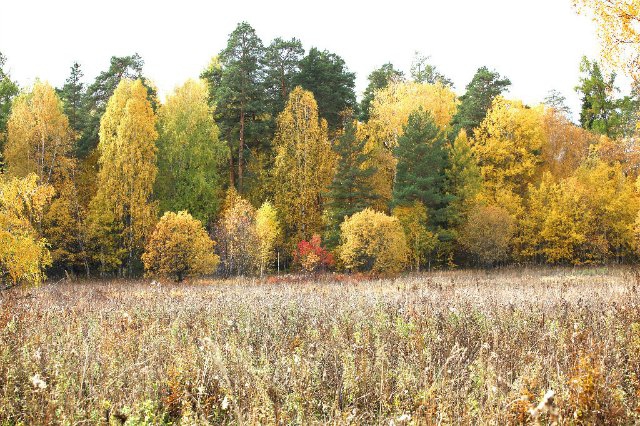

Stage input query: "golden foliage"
[
  {"left": 473, "top": 97, "right": 546, "bottom": 199},
  {"left": 365, "top": 80, "right": 458, "bottom": 150},
  {"left": 272, "top": 87, "right": 335, "bottom": 248},
  {"left": 5, "top": 80, "right": 85, "bottom": 270},
  {"left": 520, "top": 160, "right": 638, "bottom": 264},
  {"left": 0, "top": 174, "right": 54, "bottom": 285},
  {"left": 90, "top": 79, "right": 158, "bottom": 272},
  {"left": 574, "top": 0, "right": 640, "bottom": 83},
  {"left": 5, "top": 81, "right": 75, "bottom": 184},
  {"left": 392, "top": 202, "right": 437, "bottom": 271},
  {"left": 339, "top": 208, "right": 408, "bottom": 273},
  {"left": 142, "top": 211, "right": 219, "bottom": 281},
  {"left": 541, "top": 108, "right": 596, "bottom": 179},
  {"left": 216, "top": 189, "right": 259, "bottom": 276},
  {"left": 256, "top": 201, "right": 282, "bottom": 276}
]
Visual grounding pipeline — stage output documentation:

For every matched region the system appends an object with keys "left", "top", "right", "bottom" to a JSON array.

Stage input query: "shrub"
[
  {"left": 142, "top": 211, "right": 219, "bottom": 281},
  {"left": 294, "top": 234, "right": 334, "bottom": 272},
  {"left": 459, "top": 204, "right": 514, "bottom": 266},
  {"left": 339, "top": 208, "right": 408, "bottom": 273},
  {"left": 215, "top": 190, "right": 259, "bottom": 276}
]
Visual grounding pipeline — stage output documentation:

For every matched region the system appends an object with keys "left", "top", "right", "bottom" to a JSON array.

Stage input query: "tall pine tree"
[
  {"left": 452, "top": 66, "right": 511, "bottom": 134},
  {"left": 294, "top": 47, "right": 357, "bottom": 131},
  {"left": 215, "top": 22, "right": 267, "bottom": 192},
  {"left": 58, "top": 62, "right": 87, "bottom": 146}
]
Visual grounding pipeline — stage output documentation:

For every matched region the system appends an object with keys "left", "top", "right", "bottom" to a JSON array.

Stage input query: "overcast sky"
[{"left": 0, "top": 0, "right": 609, "bottom": 119}]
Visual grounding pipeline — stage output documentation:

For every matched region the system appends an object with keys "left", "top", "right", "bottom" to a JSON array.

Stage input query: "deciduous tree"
[
  {"left": 256, "top": 201, "right": 282, "bottom": 276},
  {"left": 156, "top": 79, "right": 228, "bottom": 227},
  {"left": 574, "top": 0, "right": 640, "bottom": 83},
  {"left": 215, "top": 189, "right": 259, "bottom": 276},
  {"left": 142, "top": 211, "right": 219, "bottom": 282},
  {"left": 459, "top": 204, "right": 514, "bottom": 267},
  {"left": 359, "top": 62, "right": 404, "bottom": 122},
  {"left": 339, "top": 208, "right": 408, "bottom": 273},
  {"left": 89, "top": 78, "right": 158, "bottom": 275},
  {"left": 392, "top": 202, "right": 437, "bottom": 271},
  {"left": 272, "top": 87, "right": 335, "bottom": 249},
  {"left": 473, "top": 97, "right": 546, "bottom": 198},
  {"left": 0, "top": 174, "right": 54, "bottom": 286},
  {"left": 5, "top": 81, "right": 87, "bottom": 273}
]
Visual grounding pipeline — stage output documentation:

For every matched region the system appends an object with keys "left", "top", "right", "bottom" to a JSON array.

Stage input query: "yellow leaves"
[
  {"left": 256, "top": 201, "right": 282, "bottom": 275},
  {"left": 142, "top": 211, "right": 219, "bottom": 281},
  {"left": 473, "top": 97, "right": 546, "bottom": 197},
  {"left": 575, "top": 0, "right": 640, "bottom": 83},
  {"left": 216, "top": 189, "right": 260, "bottom": 276},
  {"left": 0, "top": 174, "right": 54, "bottom": 285},
  {"left": 273, "top": 87, "right": 336, "bottom": 247},
  {"left": 92, "top": 78, "right": 158, "bottom": 259},
  {"left": 519, "top": 161, "right": 639, "bottom": 264},
  {"left": 366, "top": 80, "right": 458, "bottom": 150},
  {"left": 392, "top": 202, "right": 437, "bottom": 271},
  {"left": 339, "top": 208, "right": 408, "bottom": 273},
  {"left": 5, "top": 80, "right": 74, "bottom": 184}
]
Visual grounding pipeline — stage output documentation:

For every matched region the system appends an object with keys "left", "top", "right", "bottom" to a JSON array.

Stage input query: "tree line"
[{"left": 1, "top": 19, "right": 640, "bottom": 284}]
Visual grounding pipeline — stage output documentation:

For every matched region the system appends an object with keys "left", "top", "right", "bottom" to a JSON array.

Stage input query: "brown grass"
[{"left": 1, "top": 267, "right": 640, "bottom": 424}]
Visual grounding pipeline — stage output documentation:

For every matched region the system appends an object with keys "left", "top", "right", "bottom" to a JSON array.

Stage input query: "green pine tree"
[
  {"left": 293, "top": 47, "right": 357, "bottom": 131},
  {"left": 452, "top": 66, "right": 511, "bottom": 134},
  {"left": 325, "top": 116, "right": 377, "bottom": 248}
]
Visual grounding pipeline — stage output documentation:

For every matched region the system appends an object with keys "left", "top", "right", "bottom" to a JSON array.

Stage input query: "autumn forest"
[{"left": 1, "top": 1, "right": 640, "bottom": 285}]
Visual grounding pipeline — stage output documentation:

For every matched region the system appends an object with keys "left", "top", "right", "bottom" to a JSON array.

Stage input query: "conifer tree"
[
  {"left": 216, "top": 22, "right": 266, "bottom": 192},
  {"left": 325, "top": 115, "right": 377, "bottom": 248},
  {"left": 452, "top": 66, "right": 511, "bottom": 134},
  {"left": 393, "top": 109, "right": 453, "bottom": 231}
]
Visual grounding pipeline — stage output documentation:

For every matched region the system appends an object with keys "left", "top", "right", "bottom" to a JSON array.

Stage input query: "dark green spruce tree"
[
  {"left": 325, "top": 115, "right": 377, "bottom": 248},
  {"left": 393, "top": 109, "right": 453, "bottom": 232},
  {"left": 58, "top": 62, "right": 87, "bottom": 145}
]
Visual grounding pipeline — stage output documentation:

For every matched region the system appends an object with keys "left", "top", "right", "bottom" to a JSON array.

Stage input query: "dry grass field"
[{"left": 1, "top": 268, "right": 640, "bottom": 424}]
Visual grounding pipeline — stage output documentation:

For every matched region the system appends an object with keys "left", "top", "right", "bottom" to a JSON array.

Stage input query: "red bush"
[{"left": 293, "top": 234, "right": 334, "bottom": 272}]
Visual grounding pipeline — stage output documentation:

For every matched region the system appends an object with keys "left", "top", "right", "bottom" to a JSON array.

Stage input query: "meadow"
[{"left": 1, "top": 268, "right": 640, "bottom": 424}]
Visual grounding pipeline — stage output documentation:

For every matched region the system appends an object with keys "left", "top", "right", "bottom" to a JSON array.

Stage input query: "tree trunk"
[{"left": 238, "top": 108, "right": 245, "bottom": 192}]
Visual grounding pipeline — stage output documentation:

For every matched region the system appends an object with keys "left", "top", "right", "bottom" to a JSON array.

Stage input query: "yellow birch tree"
[{"left": 89, "top": 78, "right": 158, "bottom": 275}]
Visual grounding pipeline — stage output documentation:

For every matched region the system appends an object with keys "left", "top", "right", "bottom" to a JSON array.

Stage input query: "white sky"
[{"left": 0, "top": 0, "right": 609, "bottom": 119}]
